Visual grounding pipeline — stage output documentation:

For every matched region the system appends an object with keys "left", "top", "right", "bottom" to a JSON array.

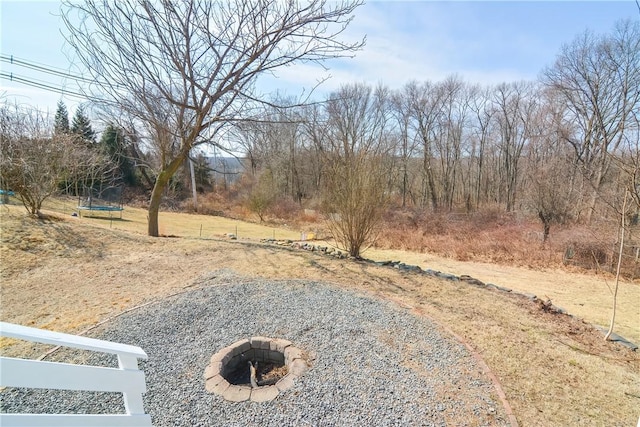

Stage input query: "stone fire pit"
[{"left": 203, "top": 336, "right": 310, "bottom": 402}]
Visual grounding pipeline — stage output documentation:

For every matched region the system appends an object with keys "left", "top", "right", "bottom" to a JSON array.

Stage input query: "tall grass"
[
  {"left": 189, "top": 193, "right": 636, "bottom": 276},
  {"left": 376, "top": 207, "right": 635, "bottom": 276}
]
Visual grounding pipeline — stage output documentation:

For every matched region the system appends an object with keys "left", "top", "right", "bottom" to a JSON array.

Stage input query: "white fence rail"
[{"left": 0, "top": 322, "right": 152, "bottom": 427}]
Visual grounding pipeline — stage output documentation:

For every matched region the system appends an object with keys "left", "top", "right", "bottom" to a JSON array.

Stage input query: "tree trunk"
[
  {"left": 402, "top": 163, "right": 408, "bottom": 208},
  {"left": 605, "top": 189, "right": 627, "bottom": 341},
  {"left": 585, "top": 188, "right": 599, "bottom": 224},
  {"left": 147, "top": 173, "right": 168, "bottom": 237},
  {"left": 147, "top": 153, "right": 188, "bottom": 237},
  {"left": 189, "top": 158, "right": 198, "bottom": 212},
  {"left": 585, "top": 156, "right": 608, "bottom": 224},
  {"left": 538, "top": 211, "right": 551, "bottom": 243}
]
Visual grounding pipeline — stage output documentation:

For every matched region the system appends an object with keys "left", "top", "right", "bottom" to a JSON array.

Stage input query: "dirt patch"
[{"left": 1, "top": 204, "right": 638, "bottom": 426}]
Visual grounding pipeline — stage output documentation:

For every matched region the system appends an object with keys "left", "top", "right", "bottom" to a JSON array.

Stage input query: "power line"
[
  {"left": 0, "top": 71, "right": 90, "bottom": 100},
  {"left": 1, "top": 53, "right": 130, "bottom": 93},
  {"left": 0, "top": 54, "right": 96, "bottom": 85},
  {"left": 1, "top": 69, "right": 85, "bottom": 93},
  {"left": 1, "top": 54, "right": 77, "bottom": 74}
]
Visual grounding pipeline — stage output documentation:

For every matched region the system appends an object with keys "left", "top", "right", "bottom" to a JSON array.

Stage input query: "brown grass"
[
  {"left": 376, "top": 208, "right": 639, "bottom": 273},
  {"left": 363, "top": 247, "right": 640, "bottom": 346},
  {"left": 1, "top": 200, "right": 639, "bottom": 426},
  {"left": 41, "top": 196, "right": 303, "bottom": 240}
]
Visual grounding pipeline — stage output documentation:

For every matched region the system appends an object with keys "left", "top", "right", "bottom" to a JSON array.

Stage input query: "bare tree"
[
  {"left": 492, "top": 81, "right": 536, "bottom": 212},
  {"left": 605, "top": 188, "right": 629, "bottom": 341},
  {"left": 0, "top": 103, "right": 111, "bottom": 217},
  {"left": 467, "top": 84, "right": 494, "bottom": 210},
  {"left": 301, "top": 102, "right": 332, "bottom": 197},
  {"left": 239, "top": 100, "right": 306, "bottom": 203},
  {"left": 543, "top": 20, "right": 640, "bottom": 223},
  {"left": 524, "top": 91, "right": 577, "bottom": 242},
  {"left": 390, "top": 89, "right": 418, "bottom": 207},
  {"left": 619, "top": 125, "right": 640, "bottom": 211},
  {"left": 247, "top": 169, "right": 277, "bottom": 222},
  {"left": 432, "top": 76, "right": 469, "bottom": 211},
  {"left": 404, "top": 81, "right": 444, "bottom": 210},
  {"left": 318, "top": 83, "right": 393, "bottom": 258},
  {"left": 62, "top": 0, "right": 364, "bottom": 236}
]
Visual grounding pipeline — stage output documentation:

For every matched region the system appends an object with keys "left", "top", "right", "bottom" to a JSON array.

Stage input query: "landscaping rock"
[{"left": 2, "top": 278, "right": 509, "bottom": 426}]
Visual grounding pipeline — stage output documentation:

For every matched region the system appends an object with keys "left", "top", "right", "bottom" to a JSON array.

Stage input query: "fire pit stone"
[{"left": 204, "top": 336, "right": 310, "bottom": 402}]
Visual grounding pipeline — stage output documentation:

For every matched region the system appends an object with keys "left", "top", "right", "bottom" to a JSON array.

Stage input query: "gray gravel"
[{"left": 1, "top": 270, "right": 509, "bottom": 426}]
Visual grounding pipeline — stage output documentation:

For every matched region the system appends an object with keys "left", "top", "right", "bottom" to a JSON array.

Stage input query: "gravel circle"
[{"left": 2, "top": 270, "right": 509, "bottom": 426}]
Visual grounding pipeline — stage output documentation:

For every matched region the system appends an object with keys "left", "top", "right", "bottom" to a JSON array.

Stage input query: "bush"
[{"left": 268, "top": 197, "right": 301, "bottom": 221}]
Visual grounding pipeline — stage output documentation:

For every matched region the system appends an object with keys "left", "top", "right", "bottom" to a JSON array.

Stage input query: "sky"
[{"left": 0, "top": 1, "right": 638, "bottom": 120}]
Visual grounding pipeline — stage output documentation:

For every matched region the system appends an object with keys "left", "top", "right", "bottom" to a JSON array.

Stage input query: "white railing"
[{"left": 0, "top": 322, "right": 152, "bottom": 427}]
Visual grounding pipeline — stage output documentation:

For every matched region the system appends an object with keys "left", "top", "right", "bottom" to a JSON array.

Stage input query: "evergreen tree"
[
  {"left": 100, "top": 123, "right": 137, "bottom": 185},
  {"left": 71, "top": 105, "right": 95, "bottom": 143},
  {"left": 53, "top": 100, "right": 69, "bottom": 135},
  {"left": 194, "top": 154, "right": 211, "bottom": 190}
]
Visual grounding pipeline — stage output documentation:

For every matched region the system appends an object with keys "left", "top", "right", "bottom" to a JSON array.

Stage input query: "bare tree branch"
[{"left": 62, "top": 0, "right": 365, "bottom": 236}]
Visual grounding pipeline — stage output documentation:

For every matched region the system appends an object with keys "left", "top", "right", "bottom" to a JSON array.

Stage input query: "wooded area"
[
  {"left": 1, "top": 2, "right": 638, "bottom": 263},
  {"left": 234, "top": 19, "right": 639, "bottom": 254}
]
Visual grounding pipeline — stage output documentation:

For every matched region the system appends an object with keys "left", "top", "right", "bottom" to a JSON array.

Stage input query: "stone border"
[
  {"left": 261, "top": 238, "right": 640, "bottom": 352},
  {"left": 203, "top": 336, "right": 310, "bottom": 403}
]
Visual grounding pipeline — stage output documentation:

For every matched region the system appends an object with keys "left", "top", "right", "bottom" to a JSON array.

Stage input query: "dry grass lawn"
[
  {"left": 1, "top": 200, "right": 639, "bottom": 426},
  {"left": 366, "top": 248, "right": 640, "bottom": 345}
]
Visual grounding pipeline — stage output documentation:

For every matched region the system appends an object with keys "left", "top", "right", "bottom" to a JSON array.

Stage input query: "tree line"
[
  {"left": 1, "top": 0, "right": 637, "bottom": 259},
  {"left": 238, "top": 19, "right": 639, "bottom": 251},
  {"left": 0, "top": 100, "right": 141, "bottom": 216}
]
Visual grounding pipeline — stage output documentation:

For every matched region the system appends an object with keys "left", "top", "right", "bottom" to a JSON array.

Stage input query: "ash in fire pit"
[
  {"left": 204, "top": 336, "right": 310, "bottom": 402},
  {"left": 226, "top": 360, "right": 288, "bottom": 387}
]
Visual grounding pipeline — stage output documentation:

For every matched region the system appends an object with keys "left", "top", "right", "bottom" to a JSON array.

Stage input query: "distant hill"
[{"left": 204, "top": 156, "right": 245, "bottom": 185}]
